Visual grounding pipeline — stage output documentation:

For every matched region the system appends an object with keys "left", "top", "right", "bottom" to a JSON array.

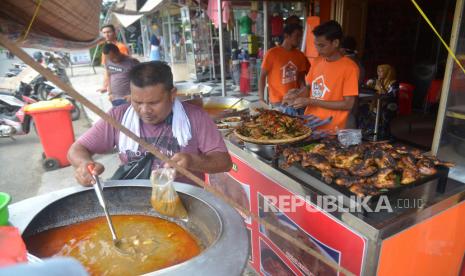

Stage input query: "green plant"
[{"left": 89, "top": 44, "right": 103, "bottom": 66}]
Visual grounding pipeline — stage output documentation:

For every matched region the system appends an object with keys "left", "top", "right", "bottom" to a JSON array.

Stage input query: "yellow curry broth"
[{"left": 26, "top": 215, "right": 201, "bottom": 276}]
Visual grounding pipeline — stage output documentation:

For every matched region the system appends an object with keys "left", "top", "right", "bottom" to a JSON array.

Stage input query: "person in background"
[
  {"left": 258, "top": 24, "right": 310, "bottom": 109},
  {"left": 149, "top": 32, "right": 161, "bottom": 61},
  {"left": 102, "top": 43, "right": 139, "bottom": 106},
  {"left": 284, "top": 20, "right": 359, "bottom": 131},
  {"left": 358, "top": 64, "right": 399, "bottom": 138},
  {"left": 97, "top": 24, "right": 129, "bottom": 93}
]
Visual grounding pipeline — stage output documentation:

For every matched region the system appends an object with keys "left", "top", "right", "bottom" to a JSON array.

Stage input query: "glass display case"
[
  {"left": 435, "top": 3, "right": 465, "bottom": 183},
  {"left": 181, "top": 6, "right": 214, "bottom": 81}
]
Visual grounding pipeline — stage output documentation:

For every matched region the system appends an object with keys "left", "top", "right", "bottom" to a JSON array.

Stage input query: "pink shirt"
[{"left": 77, "top": 102, "right": 227, "bottom": 184}]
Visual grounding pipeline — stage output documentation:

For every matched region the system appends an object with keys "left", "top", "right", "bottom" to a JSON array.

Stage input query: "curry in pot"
[{"left": 26, "top": 215, "right": 201, "bottom": 276}]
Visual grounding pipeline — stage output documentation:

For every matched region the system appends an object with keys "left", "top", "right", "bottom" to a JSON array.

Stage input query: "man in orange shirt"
[
  {"left": 284, "top": 20, "right": 359, "bottom": 131},
  {"left": 97, "top": 24, "right": 129, "bottom": 93},
  {"left": 258, "top": 24, "right": 310, "bottom": 107}
]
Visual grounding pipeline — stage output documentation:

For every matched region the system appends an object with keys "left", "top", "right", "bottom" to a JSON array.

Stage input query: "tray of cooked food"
[
  {"left": 234, "top": 109, "right": 312, "bottom": 145},
  {"left": 281, "top": 137, "right": 454, "bottom": 203}
]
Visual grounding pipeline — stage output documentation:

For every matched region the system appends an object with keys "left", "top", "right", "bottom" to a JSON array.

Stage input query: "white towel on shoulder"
[
  {"left": 171, "top": 98, "right": 192, "bottom": 147},
  {"left": 119, "top": 106, "right": 140, "bottom": 153},
  {"left": 118, "top": 99, "right": 192, "bottom": 153}
]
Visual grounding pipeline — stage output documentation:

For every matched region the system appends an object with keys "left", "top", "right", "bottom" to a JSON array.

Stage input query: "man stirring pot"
[{"left": 68, "top": 62, "right": 232, "bottom": 185}]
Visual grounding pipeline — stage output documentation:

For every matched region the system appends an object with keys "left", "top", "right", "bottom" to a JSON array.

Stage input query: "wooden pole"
[{"left": 0, "top": 33, "right": 356, "bottom": 276}]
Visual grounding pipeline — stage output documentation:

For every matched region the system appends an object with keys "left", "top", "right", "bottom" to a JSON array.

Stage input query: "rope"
[
  {"left": 21, "top": 0, "right": 44, "bottom": 42},
  {"left": 0, "top": 34, "right": 356, "bottom": 276},
  {"left": 411, "top": 0, "right": 465, "bottom": 75}
]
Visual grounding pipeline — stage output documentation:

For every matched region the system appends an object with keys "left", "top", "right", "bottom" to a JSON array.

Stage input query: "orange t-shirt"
[
  {"left": 304, "top": 56, "right": 359, "bottom": 130},
  {"left": 101, "top": 42, "right": 129, "bottom": 65},
  {"left": 262, "top": 47, "right": 310, "bottom": 104}
]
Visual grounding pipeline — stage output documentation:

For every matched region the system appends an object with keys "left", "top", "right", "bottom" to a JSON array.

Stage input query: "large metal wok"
[
  {"left": 184, "top": 96, "right": 251, "bottom": 119},
  {"left": 17, "top": 181, "right": 249, "bottom": 275}
]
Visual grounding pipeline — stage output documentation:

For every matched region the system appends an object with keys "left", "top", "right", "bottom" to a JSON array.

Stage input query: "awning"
[
  {"left": 139, "top": 0, "right": 165, "bottom": 13},
  {"left": 113, "top": 13, "right": 144, "bottom": 28},
  {"left": 0, "top": 0, "right": 103, "bottom": 50}
]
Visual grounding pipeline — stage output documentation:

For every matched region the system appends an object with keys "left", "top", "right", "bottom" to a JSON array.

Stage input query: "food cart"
[
  {"left": 204, "top": 0, "right": 465, "bottom": 274},
  {"left": 206, "top": 135, "right": 465, "bottom": 275}
]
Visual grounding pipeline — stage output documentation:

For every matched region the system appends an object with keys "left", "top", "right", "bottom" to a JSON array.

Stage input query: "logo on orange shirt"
[
  {"left": 281, "top": 61, "right": 298, "bottom": 84},
  {"left": 311, "top": 75, "right": 330, "bottom": 99}
]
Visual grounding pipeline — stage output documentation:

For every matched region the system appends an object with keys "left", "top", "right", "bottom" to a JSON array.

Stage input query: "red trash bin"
[{"left": 24, "top": 99, "right": 75, "bottom": 170}]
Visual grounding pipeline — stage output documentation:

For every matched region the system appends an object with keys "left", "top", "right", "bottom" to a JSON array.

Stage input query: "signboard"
[
  {"left": 70, "top": 50, "right": 91, "bottom": 65},
  {"left": 207, "top": 153, "right": 367, "bottom": 275}
]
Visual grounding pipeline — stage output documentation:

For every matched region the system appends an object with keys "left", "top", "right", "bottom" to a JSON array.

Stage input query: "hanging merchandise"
[
  {"left": 240, "top": 60, "right": 250, "bottom": 94},
  {"left": 207, "top": 0, "right": 231, "bottom": 28},
  {"left": 251, "top": 2, "right": 259, "bottom": 11},
  {"left": 239, "top": 12, "right": 252, "bottom": 35},
  {"left": 271, "top": 12, "right": 284, "bottom": 37},
  {"left": 247, "top": 35, "right": 259, "bottom": 55},
  {"left": 255, "top": 12, "right": 264, "bottom": 36},
  {"left": 249, "top": 10, "right": 258, "bottom": 34},
  {"left": 249, "top": 57, "right": 257, "bottom": 91}
]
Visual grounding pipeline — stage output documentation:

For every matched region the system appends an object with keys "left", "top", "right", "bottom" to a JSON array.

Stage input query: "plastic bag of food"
[
  {"left": 150, "top": 168, "right": 188, "bottom": 219},
  {"left": 337, "top": 129, "right": 362, "bottom": 147}
]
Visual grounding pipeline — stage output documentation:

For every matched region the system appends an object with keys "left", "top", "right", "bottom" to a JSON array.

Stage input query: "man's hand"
[
  {"left": 97, "top": 88, "right": 107, "bottom": 93},
  {"left": 108, "top": 94, "right": 114, "bottom": 101},
  {"left": 164, "top": 153, "right": 193, "bottom": 170},
  {"left": 74, "top": 162, "right": 105, "bottom": 186},
  {"left": 258, "top": 99, "right": 269, "bottom": 108},
  {"left": 289, "top": 97, "right": 312, "bottom": 109},
  {"left": 123, "top": 95, "right": 131, "bottom": 102}
]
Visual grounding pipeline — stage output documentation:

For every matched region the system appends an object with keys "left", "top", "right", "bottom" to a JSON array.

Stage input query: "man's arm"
[
  {"left": 98, "top": 68, "right": 110, "bottom": 93},
  {"left": 258, "top": 69, "right": 268, "bottom": 105},
  {"left": 168, "top": 151, "right": 232, "bottom": 174},
  {"left": 290, "top": 95, "right": 356, "bottom": 110},
  {"left": 67, "top": 142, "right": 105, "bottom": 186}
]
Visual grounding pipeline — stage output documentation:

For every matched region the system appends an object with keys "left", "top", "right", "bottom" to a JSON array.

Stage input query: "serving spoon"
[{"left": 87, "top": 164, "right": 132, "bottom": 255}]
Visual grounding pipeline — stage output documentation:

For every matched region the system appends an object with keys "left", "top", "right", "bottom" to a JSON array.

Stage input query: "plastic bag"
[
  {"left": 337, "top": 129, "right": 362, "bottom": 147},
  {"left": 150, "top": 168, "right": 188, "bottom": 219}
]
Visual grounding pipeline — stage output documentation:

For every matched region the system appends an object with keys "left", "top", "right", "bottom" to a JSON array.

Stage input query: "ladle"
[
  {"left": 228, "top": 98, "right": 244, "bottom": 109},
  {"left": 87, "top": 164, "right": 131, "bottom": 255}
]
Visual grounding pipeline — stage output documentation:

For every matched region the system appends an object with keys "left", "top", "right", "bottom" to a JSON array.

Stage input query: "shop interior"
[{"left": 132, "top": 0, "right": 464, "bottom": 180}]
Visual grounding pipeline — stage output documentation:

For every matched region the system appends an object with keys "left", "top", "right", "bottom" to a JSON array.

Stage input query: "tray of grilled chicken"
[{"left": 280, "top": 137, "right": 454, "bottom": 207}]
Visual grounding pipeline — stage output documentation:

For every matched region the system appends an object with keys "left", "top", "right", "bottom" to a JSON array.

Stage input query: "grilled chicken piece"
[
  {"left": 376, "top": 142, "right": 393, "bottom": 151},
  {"left": 322, "top": 168, "right": 349, "bottom": 183},
  {"left": 301, "top": 153, "right": 332, "bottom": 171},
  {"left": 400, "top": 154, "right": 417, "bottom": 171},
  {"left": 350, "top": 153, "right": 377, "bottom": 176},
  {"left": 332, "top": 150, "right": 361, "bottom": 169},
  {"left": 349, "top": 183, "right": 380, "bottom": 197},
  {"left": 283, "top": 148, "right": 303, "bottom": 163},
  {"left": 386, "top": 148, "right": 401, "bottom": 159},
  {"left": 373, "top": 150, "right": 396, "bottom": 169},
  {"left": 409, "top": 148, "right": 423, "bottom": 159},
  {"left": 424, "top": 155, "right": 455, "bottom": 168},
  {"left": 401, "top": 168, "right": 419, "bottom": 184},
  {"left": 282, "top": 148, "right": 304, "bottom": 168},
  {"left": 309, "top": 143, "right": 326, "bottom": 154},
  {"left": 416, "top": 158, "right": 437, "bottom": 175},
  {"left": 335, "top": 176, "right": 363, "bottom": 187},
  {"left": 371, "top": 168, "right": 396, "bottom": 188},
  {"left": 352, "top": 165, "right": 378, "bottom": 177},
  {"left": 395, "top": 145, "right": 409, "bottom": 155}
]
